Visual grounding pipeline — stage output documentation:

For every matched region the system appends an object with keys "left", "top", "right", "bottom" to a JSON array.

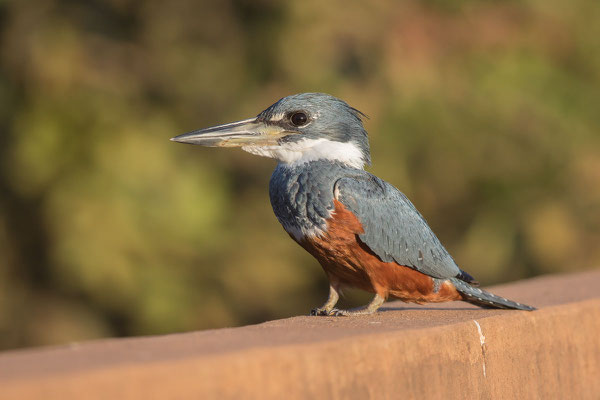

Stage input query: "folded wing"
[{"left": 334, "top": 173, "right": 461, "bottom": 280}]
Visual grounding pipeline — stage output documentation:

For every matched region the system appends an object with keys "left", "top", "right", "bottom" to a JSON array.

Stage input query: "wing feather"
[{"left": 335, "top": 173, "right": 461, "bottom": 279}]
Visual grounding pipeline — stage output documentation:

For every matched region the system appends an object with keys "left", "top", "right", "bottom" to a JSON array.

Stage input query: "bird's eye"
[{"left": 290, "top": 112, "right": 308, "bottom": 127}]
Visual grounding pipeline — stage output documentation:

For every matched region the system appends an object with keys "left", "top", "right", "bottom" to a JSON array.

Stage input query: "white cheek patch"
[{"left": 242, "top": 138, "right": 366, "bottom": 169}]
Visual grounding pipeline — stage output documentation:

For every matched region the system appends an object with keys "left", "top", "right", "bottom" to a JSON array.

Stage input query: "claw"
[
  {"left": 331, "top": 308, "right": 349, "bottom": 316},
  {"left": 309, "top": 307, "right": 352, "bottom": 317}
]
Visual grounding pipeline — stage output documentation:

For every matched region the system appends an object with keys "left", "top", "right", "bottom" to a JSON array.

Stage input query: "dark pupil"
[{"left": 291, "top": 112, "right": 307, "bottom": 126}]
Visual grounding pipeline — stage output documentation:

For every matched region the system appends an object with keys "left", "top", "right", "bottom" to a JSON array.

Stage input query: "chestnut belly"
[{"left": 297, "top": 200, "right": 461, "bottom": 304}]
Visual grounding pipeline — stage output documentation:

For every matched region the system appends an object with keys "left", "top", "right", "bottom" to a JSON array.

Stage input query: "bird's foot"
[
  {"left": 310, "top": 307, "right": 335, "bottom": 316},
  {"left": 329, "top": 307, "right": 377, "bottom": 317},
  {"left": 310, "top": 305, "right": 381, "bottom": 317},
  {"left": 325, "top": 294, "right": 386, "bottom": 317},
  {"left": 310, "top": 284, "right": 341, "bottom": 316},
  {"left": 310, "top": 307, "right": 375, "bottom": 317}
]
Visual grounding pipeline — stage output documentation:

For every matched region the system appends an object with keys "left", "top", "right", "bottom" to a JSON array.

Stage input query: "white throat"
[{"left": 242, "top": 138, "right": 366, "bottom": 169}]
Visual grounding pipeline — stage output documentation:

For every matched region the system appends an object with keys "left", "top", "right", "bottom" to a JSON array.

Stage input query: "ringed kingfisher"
[{"left": 172, "top": 93, "right": 535, "bottom": 316}]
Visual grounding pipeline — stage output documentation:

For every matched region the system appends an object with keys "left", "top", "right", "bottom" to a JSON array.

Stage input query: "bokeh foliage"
[{"left": 0, "top": 0, "right": 599, "bottom": 350}]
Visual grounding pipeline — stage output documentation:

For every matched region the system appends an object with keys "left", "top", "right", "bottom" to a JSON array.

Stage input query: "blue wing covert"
[{"left": 335, "top": 173, "right": 461, "bottom": 279}]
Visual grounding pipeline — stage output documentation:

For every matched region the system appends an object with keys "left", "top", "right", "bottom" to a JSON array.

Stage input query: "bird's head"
[{"left": 171, "top": 93, "right": 370, "bottom": 169}]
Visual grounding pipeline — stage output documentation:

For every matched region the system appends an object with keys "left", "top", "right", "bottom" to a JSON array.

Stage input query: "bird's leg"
[
  {"left": 331, "top": 294, "right": 385, "bottom": 316},
  {"left": 310, "top": 283, "right": 340, "bottom": 316}
]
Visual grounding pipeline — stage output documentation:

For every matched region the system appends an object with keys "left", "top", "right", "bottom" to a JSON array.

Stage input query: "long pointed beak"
[{"left": 171, "top": 117, "right": 294, "bottom": 147}]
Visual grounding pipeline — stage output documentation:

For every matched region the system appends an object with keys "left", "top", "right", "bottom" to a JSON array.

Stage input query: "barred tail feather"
[{"left": 451, "top": 278, "right": 536, "bottom": 311}]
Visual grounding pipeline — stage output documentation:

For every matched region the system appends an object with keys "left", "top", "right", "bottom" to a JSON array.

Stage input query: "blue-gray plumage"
[
  {"left": 172, "top": 93, "right": 535, "bottom": 315},
  {"left": 269, "top": 160, "right": 338, "bottom": 239},
  {"left": 335, "top": 174, "right": 461, "bottom": 279}
]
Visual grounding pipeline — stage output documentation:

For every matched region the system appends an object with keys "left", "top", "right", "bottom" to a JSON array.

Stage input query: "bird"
[{"left": 171, "top": 93, "right": 535, "bottom": 316}]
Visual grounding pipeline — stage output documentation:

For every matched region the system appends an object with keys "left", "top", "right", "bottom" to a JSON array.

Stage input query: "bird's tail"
[{"left": 450, "top": 278, "right": 536, "bottom": 311}]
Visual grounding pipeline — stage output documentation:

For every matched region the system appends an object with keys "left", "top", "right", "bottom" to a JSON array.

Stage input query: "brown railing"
[{"left": 1, "top": 270, "right": 599, "bottom": 400}]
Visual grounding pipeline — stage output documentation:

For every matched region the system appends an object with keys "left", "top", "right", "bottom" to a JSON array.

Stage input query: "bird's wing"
[{"left": 334, "top": 173, "right": 461, "bottom": 279}]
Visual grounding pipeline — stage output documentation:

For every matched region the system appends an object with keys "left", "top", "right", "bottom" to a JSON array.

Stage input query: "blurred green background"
[{"left": 1, "top": 0, "right": 599, "bottom": 350}]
